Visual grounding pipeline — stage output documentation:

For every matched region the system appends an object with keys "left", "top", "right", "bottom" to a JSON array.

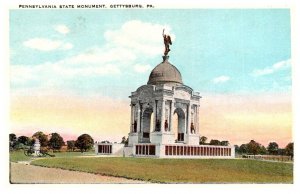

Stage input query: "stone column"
[
  {"left": 130, "top": 104, "right": 134, "bottom": 132},
  {"left": 160, "top": 99, "right": 165, "bottom": 132},
  {"left": 169, "top": 100, "right": 174, "bottom": 132},
  {"left": 196, "top": 105, "right": 200, "bottom": 134},
  {"left": 137, "top": 103, "right": 141, "bottom": 133},
  {"left": 153, "top": 100, "right": 157, "bottom": 132},
  {"left": 187, "top": 103, "right": 191, "bottom": 134}
]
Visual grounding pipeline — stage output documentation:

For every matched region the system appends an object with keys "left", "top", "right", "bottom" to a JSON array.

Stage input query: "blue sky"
[{"left": 10, "top": 9, "right": 291, "bottom": 99}]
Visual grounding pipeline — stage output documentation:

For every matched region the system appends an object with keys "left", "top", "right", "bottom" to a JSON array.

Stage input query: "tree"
[
  {"left": 220, "top": 140, "right": 229, "bottom": 146},
  {"left": 9, "top": 133, "right": 17, "bottom": 150},
  {"left": 199, "top": 136, "right": 207, "bottom": 145},
  {"left": 75, "top": 134, "right": 94, "bottom": 152},
  {"left": 259, "top": 145, "right": 267, "bottom": 155},
  {"left": 278, "top": 148, "right": 285, "bottom": 155},
  {"left": 17, "top": 136, "right": 31, "bottom": 146},
  {"left": 48, "top": 133, "right": 65, "bottom": 151},
  {"left": 209, "top": 139, "right": 221, "bottom": 146},
  {"left": 234, "top": 145, "right": 240, "bottom": 153},
  {"left": 9, "top": 133, "right": 17, "bottom": 142},
  {"left": 239, "top": 144, "right": 248, "bottom": 154},
  {"left": 285, "top": 142, "right": 294, "bottom": 160},
  {"left": 267, "top": 142, "right": 279, "bottom": 155},
  {"left": 32, "top": 131, "right": 48, "bottom": 147},
  {"left": 67, "top": 140, "right": 76, "bottom": 151},
  {"left": 247, "top": 140, "right": 261, "bottom": 156},
  {"left": 239, "top": 144, "right": 247, "bottom": 154}
]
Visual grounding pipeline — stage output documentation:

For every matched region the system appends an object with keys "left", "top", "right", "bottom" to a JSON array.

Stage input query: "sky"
[{"left": 10, "top": 9, "right": 292, "bottom": 147}]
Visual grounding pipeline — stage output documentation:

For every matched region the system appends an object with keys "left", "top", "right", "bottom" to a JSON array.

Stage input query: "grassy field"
[
  {"left": 9, "top": 150, "right": 34, "bottom": 162},
  {"left": 9, "top": 150, "right": 95, "bottom": 162},
  {"left": 31, "top": 157, "right": 293, "bottom": 183}
]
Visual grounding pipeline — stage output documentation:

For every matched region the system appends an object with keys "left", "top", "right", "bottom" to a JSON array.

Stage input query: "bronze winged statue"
[{"left": 163, "top": 29, "right": 172, "bottom": 56}]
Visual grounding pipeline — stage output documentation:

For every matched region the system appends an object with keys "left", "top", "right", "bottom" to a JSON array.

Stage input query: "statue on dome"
[{"left": 163, "top": 29, "right": 172, "bottom": 56}]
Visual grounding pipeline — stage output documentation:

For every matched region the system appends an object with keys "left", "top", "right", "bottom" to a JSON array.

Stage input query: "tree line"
[
  {"left": 199, "top": 136, "right": 229, "bottom": 146},
  {"left": 235, "top": 140, "right": 294, "bottom": 159},
  {"left": 199, "top": 136, "right": 294, "bottom": 160},
  {"left": 9, "top": 131, "right": 94, "bottom": 153}
]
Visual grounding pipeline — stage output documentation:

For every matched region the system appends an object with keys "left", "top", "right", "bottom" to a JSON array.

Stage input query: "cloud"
[
  {"left": 133, "top": 64, "right": 152, "bottom": 73},
  {"left": 23, "top": 38, "right": 73, "bottom": 51},
  {"left": 104, "top": 20, "right": 175, "bottom": 57},
  {"left": 212, "top": 75, "right": 230, "bottom": 84},
  {"left": 61, "top": 42, "right": 73, "bottom": 50},
  {"left": 13, "top": 20, "right": 175, "bottom": 93},
  {"left": 54, "top": 24, "right": 70, "bottom": 34},
  {"left": 251, "top": 59, "right": 291, "bottom": 77}
]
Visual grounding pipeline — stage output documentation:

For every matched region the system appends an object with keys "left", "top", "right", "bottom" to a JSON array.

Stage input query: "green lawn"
[
  {"left": 9, "top": 150, "right": 95, "bottom": 162},
  {"left": 9, "top": 150, "right": 34, "bottom": 162},
  {"left": 31, "top": 157, "right": 293, "bottom": 183},
  {"left": 49, "top": 151, "right": 95, "bottom": 158}
]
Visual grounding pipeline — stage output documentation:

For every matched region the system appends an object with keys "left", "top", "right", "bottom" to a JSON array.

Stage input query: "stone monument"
[
  {"left": 128, "top": 30, "right": 201, "bottom": 146},
  {"left": 33, "top": 138, "right": 41, "bottom": 156}
]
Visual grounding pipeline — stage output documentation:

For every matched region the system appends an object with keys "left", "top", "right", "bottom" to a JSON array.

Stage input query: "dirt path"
[{"left": 10, "top": 162, "right": 146, "bottom": 184}]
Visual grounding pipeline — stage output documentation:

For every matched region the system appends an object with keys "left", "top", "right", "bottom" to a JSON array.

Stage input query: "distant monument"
[{"left": 33, "top": 138, "right": 41, "bottom": 156}]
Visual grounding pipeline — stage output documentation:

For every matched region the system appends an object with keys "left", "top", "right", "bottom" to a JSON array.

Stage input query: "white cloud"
[
  {"left": 23, "top": 38, "right": 73, "bottom": 51},
  {"left": 212, "top": 75, "right": 230, "bottom": 84},
  {"left": 62, "top": 42, "right": 73, "bottom": 50},
  {"left": 13, "top": 20, "right": 175, "bottom": 92},
  {"left": 134, "top": 64, "right": 152, "bottom": 73},
  {"left": 251, "top": 59, "right": 291, "bottom": 77},
  {"left": 54, "top": 25, "right": 70, "bottom": 34},
  {"left": 104, "top": 20, "right": 175, "bottom": 57}
]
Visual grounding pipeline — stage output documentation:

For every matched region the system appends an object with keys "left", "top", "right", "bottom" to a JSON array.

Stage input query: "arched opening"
[
  {"left": 141, "top": 107, "right": 153, "bottom": 142},
  {"left": 173, "top": 108, "right": 185, "bottom": 142}
]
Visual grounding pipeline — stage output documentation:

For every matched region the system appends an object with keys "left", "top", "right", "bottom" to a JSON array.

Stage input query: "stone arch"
[
  {"left": 173, "top": 107, "right": 185, "bottom": 142},
  {"left": 141, "top": 107, "right": 153, "bottom": 142}
]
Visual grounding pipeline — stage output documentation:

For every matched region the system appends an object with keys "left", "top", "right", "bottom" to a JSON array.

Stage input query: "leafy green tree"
[
  {"left": 239, "top": 144, "right": 248, "bottom": 154},
  {"left": 247, "top": 140, "right": 261, "bottom": 156},
  {"left": 67, "top": 140, "right": 76, "bottom": 151},
  {"left": 220, "top": 140, "right": 229, "bottom": 146},
  {"left": 199, "top": 136, "right": 207, "bottom": 145},
  {"left": 9, "top": 133, "right": 17, "bottom": 142},
  {"left": 48, "top": 133, "right": 65, "bottom": 151},
  {"left": 32, "top": 131, "right": 49, "bottom": 147},
  {"left": 17, "top": 136, "right": 30, "bottom": 146},
  {"left": 75, "top": 134, "right": 94, "bottom": 152},
  {"left": 9, "top": 133, "right": 17, "bottom": 150},
  {"left": 267, "top": 142, "right": 279, "bottom": 155},
  {"left": 285, "top": 142, "right": 294, "bottom": 160},
  {"left": 209, "top": 139, "right": 221, "bottom": 146},
  {"left": 259, "top": 145, "right": 267, "bottom": 155},
  {"left": 234, "top": 145, "right": 240, "bottom": 153},
  {"left": 278, "top": 148, "right": 285, "bottom": 155}
]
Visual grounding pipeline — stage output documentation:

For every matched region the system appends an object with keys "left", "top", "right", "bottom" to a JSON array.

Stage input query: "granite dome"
[{"left": 147, "top": 56, "right": 183, "bottom": 85}]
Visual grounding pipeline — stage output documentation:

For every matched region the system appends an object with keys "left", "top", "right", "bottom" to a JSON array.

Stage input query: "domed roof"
[{"left": 147, "top": 56, "right": 183, "bottom": 85}]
